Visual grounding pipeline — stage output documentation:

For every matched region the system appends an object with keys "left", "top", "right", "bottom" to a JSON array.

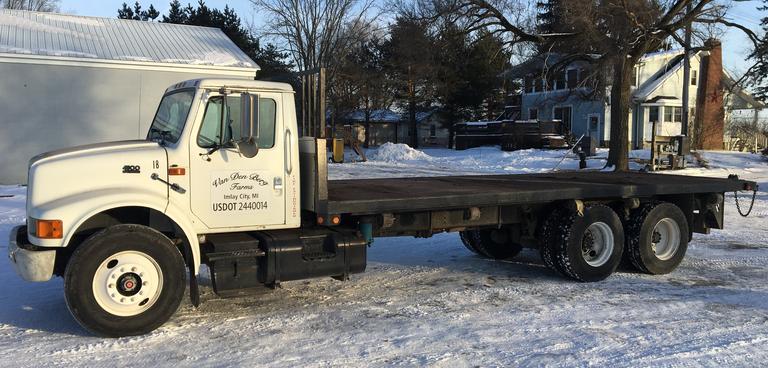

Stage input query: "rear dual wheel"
[
  {"left": 624, "top": 202, "right": 689, "bottom": 275},
  {"left": 539, "top": 205, "right": 624, "bottom": 282},
  {"left": 460, "top": 228, "right": 523, "bottom": 260}
]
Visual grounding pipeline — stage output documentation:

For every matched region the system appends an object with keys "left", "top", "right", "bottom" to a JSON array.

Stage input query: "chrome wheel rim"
[
  {"left": 92, "top": 251, "right": 163, "bottom": 317},
  {"left": 581, "top": 222, "right": 614, "bottom": 267},
  {"left": 651, "top": 218, "right": 680, "bottom": 261}
]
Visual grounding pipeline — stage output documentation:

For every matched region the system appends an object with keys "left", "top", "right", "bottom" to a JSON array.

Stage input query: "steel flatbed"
[{"left": 325, "top": 172, "right": 751, "bottom": 215}]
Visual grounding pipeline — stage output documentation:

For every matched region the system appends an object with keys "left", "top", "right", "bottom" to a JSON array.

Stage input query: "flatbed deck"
[{"left": 326, "top": 172, "right": 750, "bottom": 215}]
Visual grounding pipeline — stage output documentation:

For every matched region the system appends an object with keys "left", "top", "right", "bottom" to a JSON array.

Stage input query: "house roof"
[
  {"left": 345, "top": 109, "right": 402, "bottom": 123},
  {"left": 723, "top": 72, "right": 766, "bottom": 110},
  {"left": 632, "top": 51, "right": 692, "bottom": 102},
  {"left": 0, "top": 9, "right": 257, "bottom": 70}
]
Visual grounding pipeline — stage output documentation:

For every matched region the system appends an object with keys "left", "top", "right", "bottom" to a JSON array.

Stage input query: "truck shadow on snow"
[
  {"left": 0, "top": 281, "right": 90, "bottom": 336},
  {"left": 179, "top": 234, "right": 768, "bottom": 328}
]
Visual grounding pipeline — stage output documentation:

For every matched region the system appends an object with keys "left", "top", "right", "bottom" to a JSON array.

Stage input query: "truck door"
[{"left": 189, "top": 91, "right": 286, "bottom": 229}]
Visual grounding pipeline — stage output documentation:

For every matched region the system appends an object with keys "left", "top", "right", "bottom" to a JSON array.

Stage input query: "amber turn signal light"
[
  {"left": 36, "top": 219, "right": 63, "bottom": 239},
  {"left": 168, "top": 167, "right": 186, "bottom": 176}
]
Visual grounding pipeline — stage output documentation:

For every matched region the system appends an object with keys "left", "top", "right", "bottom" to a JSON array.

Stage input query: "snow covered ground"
[{"left": 1, "top": 146, "right": 767, "bottom": 367}]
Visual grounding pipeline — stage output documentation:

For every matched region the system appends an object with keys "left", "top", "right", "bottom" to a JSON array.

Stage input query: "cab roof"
[{"left": 165, "top": 78, "right": 295, "bottom": 94}]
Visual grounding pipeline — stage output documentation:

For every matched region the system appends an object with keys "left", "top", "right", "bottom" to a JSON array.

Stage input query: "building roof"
[
  {"left": 345, "top": 109, "right": 402, "bottom": 123},
  {"left": 0, "top": 9, "right": 257, "bottom": 71},
  {"left": 632, "top": 51, "right": 692, "bottom": 102}
]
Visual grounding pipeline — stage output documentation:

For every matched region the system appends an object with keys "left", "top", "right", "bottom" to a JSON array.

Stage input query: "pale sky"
[{"left": 58, "top": 0, "right": 765, "bottom": 80}]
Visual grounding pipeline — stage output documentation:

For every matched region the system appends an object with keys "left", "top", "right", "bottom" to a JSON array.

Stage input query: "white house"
[{"left": 0, "top": 9, "right": 259, "bottom": 183}]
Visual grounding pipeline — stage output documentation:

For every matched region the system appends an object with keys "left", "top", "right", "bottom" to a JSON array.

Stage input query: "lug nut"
[{"left": 108, "top": 284, "right": 114, "bottom": 288}]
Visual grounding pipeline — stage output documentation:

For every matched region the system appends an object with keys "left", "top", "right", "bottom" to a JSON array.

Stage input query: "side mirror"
[{"left": 237, "top": 93, "right": 259, "bottom": 158}]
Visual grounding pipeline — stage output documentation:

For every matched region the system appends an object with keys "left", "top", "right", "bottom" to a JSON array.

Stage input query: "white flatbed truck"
[{"left": 7, "top": 78, "right": 757, "bottom": 337}]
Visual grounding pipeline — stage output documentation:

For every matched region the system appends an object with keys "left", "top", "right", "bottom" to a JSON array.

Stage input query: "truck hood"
[
  {"left": 27, "top": 140, "right": 169, "bottom": 219},
  {"left": 29, "top": 140, "right": 160, "bottom": 167}
]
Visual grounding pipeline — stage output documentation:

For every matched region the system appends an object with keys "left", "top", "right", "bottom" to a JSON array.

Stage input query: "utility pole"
[{"left": 682, "top": 1, "right": 692, "bottom": 138}]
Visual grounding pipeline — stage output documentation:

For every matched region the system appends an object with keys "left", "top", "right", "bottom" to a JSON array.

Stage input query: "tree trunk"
[
  {"left": 364, "top": 97, "right": 371, "bottom": 148},
  {"left": 409, "top": 97, "right": 418, "bottom": 148},
  {"left": 606, "top": 56, "right": 634, "bottom": 172}
]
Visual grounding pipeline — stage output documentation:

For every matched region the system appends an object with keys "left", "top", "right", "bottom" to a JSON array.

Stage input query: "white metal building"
[{"left": 0, "top": 9, "right": 259, "bottom": 183}]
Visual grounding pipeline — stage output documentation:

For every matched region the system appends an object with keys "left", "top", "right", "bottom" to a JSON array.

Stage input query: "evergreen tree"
[
  {"left": 750, "top": 1, "right": 768, "bottom": 100},
  {"left": 382, "top": 17, "right": 439, "bottom": 147},
  {"left": 117, "top": 2, "right": 134, "bottom": 19},
  {"left": 118, "top": 1, "right": 158, "bottom": 21},
  {"left": 163, "top": 0, "right": 187, "bottom": 23},
  {"left": 132, "top": 1, "right": 142, "bottom": 20},
  {"left": 143, "top": 4, "right": 160, "bottom": 21},
  {"left": 536, "top": 0, "right": 562, "bottom": 36}
]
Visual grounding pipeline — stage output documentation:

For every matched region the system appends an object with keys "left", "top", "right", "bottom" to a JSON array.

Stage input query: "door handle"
[
  {"left": 274, "top": 177, "right": 283, "bottom": 190},
  {"left": 285, "top": 129, "right": 293, "bottom": 174}
]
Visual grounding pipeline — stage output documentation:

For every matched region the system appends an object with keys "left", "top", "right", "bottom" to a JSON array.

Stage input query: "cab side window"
[{"left": 197, "top": 95, "right": 277, "bottom": 149}]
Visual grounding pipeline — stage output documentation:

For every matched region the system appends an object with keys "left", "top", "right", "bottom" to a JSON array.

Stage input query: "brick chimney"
[{"left": 694, "top": 39, "right": 724, "bottom": 150}]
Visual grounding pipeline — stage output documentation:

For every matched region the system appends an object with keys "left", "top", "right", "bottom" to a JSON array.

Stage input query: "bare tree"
[
  {"left": 251, "top": 0, "right": 377, "bottom": 73},
  {"left": 422, "top": 0, "right": 759, "bottom": 171},
  {"left": 1, "top": 0, "right": 59, "bottom": 12}
]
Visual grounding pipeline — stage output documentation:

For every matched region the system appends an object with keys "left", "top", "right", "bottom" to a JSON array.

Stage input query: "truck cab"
[{"left": 9, "top": 79, "right": 321, "bottom": 336}]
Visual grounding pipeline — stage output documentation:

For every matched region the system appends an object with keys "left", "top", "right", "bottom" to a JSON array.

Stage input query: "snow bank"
[{"left": 369, "top": 143, "right": 433, "bottom": 162}]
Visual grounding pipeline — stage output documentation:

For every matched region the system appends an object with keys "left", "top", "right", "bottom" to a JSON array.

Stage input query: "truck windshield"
[{"left": 147, "top": 89, "right": 195, "bottom": 144}]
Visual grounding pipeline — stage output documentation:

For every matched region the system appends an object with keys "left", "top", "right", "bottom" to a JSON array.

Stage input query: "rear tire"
[
  {"left": 459, "top": 229, "right": 523, "bottom": 259},
  {"left": 64, "top": 224, "right": 186, "bottom": 337},
  {"left": 538, "top": 207, "right": 569, "bottom": 276},
  {"left": 548, "top": 205, "right": 624, "bottom": 282},
  {"left": 624, "top": 202, "right": 689, "bottom": 275}
]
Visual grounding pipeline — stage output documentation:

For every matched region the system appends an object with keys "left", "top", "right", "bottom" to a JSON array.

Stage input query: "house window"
[
  {"left": 534, "top": 78, "right": 543, "bottom": 93},
  {"left": 554, "top": 71, "right": 566, "bottom": 90},
  {"left": 553, "top": 106, "right": 572, "bottom": 131},
  {"left": 566, "top": 69, "right": 578, "bottom": 89},
  {"left": 663, "top": 106, "right": 683, "bottom": 123},
  {"left": 589, "top": 115, "right": 599, "bottom": 133},
  {"left": 529, "top": 108, "right": 538, "bottom": 120},
  {"left": 674, "top": 106, "right": 683, "bottom": 122},
  {"left": 649, "top": 106, "right": 659, "bottom": 123},
  {"left": 691, "top": 70, "right": 697, "bottom": 85},
  {"left": 429, "top": 124, "right": 436, "bottom": 138},
  {"left": 524, "top": 76, "right": 533, "bottom": 93}
]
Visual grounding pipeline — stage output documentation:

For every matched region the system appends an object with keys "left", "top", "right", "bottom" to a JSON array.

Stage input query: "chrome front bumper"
[{"left": 7, "top": 225, "right": 56, "bottom": 282}]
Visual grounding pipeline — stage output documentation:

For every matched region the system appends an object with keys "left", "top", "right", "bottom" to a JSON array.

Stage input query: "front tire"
[
  {"left": 624, "top": 202, "right": 689, "bottom": 275},
  {"left": 64, "top": 224, "right": 186, "bottom": 337}
]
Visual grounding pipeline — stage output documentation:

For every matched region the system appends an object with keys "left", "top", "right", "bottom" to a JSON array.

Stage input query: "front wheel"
[{"left": 64, "top": 224, "right": 186, "bottom": 337}]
